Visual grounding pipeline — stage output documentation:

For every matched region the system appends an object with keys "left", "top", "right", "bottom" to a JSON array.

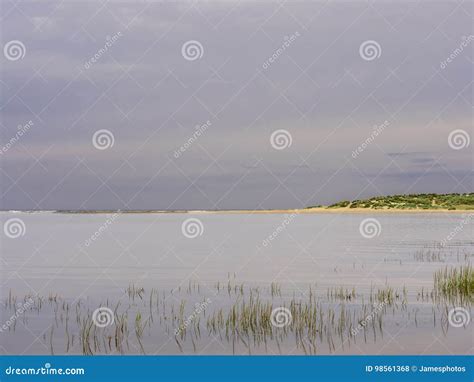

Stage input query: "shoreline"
[
  {"left": 1, "top": 208, "right": 472, "bottom": 215},
  {"left": 199, "top": 207, "right": 474, "bottom": 215}
]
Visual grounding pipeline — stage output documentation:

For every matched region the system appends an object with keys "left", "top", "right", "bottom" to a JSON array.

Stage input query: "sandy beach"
[{"left": 193, "top": 207, "right": 474, "bottom": 215}]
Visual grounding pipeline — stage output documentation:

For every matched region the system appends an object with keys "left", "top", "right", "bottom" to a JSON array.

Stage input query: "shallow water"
[{"left": 0, "top": 212, "right": 472, "bottom": 355}]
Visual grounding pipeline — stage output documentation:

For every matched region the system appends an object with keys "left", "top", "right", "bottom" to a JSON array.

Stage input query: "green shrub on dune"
[{"left": 311, "top": 193, "right": 474, "bottom": 210}]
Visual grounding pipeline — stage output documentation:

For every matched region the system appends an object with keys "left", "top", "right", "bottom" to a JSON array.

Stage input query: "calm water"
[{"left": 0, "top": 212, "right": 472, "bottom": 355}]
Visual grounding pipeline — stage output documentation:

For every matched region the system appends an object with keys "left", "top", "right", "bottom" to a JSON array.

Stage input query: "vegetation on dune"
[{"left": 309, "top": 193, "right": 474, "bottom": 210}]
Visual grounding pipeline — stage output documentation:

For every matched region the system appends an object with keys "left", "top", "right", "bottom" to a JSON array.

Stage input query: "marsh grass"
[
  {"left": 2, "top": 269, "right": 472, "bottom": 355},
  {"left": 434, "top": 264, "right": 474, "bottom": 302}
]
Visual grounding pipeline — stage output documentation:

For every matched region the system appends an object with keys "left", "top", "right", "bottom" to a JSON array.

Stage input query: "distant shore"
[
  {"left": 2, "top": 193, "right": 472, "bottom": 214},
  {"left": 1, "top": 208, "right": 472, "bottom": 214},
  {"left": 201, "top": 207, "right": 474, "bottom": 215}
]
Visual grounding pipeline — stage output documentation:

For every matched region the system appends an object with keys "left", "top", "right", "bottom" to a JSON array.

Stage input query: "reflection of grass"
[
  {"left": 434, "top": 265, "right": 474, "bottom": 301},
  {"left": 316, "top": 193, "right": 474, "bottom": 210},
  {"left": 3, "top": 275, "right": 471, "bottom": 355}
]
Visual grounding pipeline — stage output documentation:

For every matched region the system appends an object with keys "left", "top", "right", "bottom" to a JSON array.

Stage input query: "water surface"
[{"left": 1, "top": 212, "right": 472, "bottom": 355}]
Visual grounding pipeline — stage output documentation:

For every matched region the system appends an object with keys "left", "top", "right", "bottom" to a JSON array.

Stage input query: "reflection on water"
[{"left": 0, "top": 212, "right": 472, "bottom": 354}]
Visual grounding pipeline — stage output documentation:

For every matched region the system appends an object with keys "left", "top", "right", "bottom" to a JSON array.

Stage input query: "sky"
[{"left": 0, "top": 0, "right": 472, "bottom": 210}]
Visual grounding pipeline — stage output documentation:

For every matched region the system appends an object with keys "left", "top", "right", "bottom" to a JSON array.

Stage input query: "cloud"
[{"left": 0, "top": 1, "right": 472, "bottom": 210}]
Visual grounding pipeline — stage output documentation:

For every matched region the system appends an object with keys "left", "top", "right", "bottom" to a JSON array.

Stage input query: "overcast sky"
[{"left": 0, "top": 0, "right": 472, "bottom": 210}]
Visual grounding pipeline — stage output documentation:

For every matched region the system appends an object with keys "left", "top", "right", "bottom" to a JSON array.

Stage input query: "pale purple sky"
[{"left": 0, "top": 0, "right": 472, "bottom": 210}]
